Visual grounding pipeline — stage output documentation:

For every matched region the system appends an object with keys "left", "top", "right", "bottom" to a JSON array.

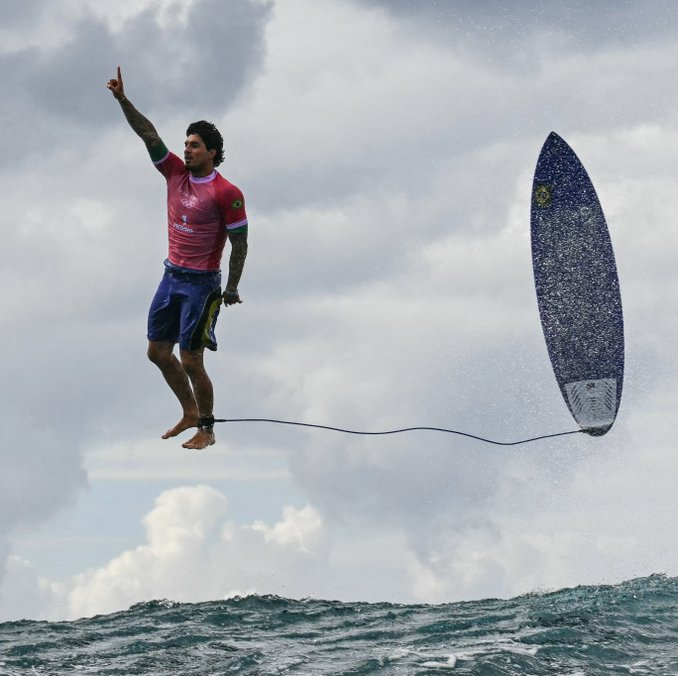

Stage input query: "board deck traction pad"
[
  {"left": 564, "top": 378, "right": 617, "bottom": 431},
  {"left": 531, "top": 132, "right": 624, "bottom": 436}
]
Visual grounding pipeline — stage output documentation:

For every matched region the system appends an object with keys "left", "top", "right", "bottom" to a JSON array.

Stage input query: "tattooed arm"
[
  {"left": 223, "top": 231, "right": 248, "bottom": 306},
  {"left": 106, "top": 66, "right": 164, "bottom": 154}
]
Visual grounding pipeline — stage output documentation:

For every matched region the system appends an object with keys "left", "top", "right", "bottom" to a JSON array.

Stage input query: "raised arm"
[{"left": 106, "top": 66, "right": 164, "bottom": 154}]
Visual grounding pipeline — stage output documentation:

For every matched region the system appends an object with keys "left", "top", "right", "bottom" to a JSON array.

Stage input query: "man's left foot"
[{"left": 182, "top": 428, "right": 215, "bottom": 450}]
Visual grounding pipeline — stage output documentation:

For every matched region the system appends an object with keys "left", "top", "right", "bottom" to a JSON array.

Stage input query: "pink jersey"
[{"left": 154, "top": 151, "right": 248, "bottom": 271}]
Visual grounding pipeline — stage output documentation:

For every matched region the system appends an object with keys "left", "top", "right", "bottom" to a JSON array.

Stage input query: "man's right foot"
[{"left": 162, "top": 414, "right": 198, "bottom": 439}]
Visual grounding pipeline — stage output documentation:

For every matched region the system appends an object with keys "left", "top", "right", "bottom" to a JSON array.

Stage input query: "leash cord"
[{"left": 213, "top": 417, "right": 583, "bottom": 446}]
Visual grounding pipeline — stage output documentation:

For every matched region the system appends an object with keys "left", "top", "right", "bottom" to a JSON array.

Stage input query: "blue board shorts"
[{"left": 147, "top": 266, "right": 222, "bottom": 351}]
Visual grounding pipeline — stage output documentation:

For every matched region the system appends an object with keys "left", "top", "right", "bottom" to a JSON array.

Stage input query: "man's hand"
[
  {"left": 106, "top": 66, "right": 125, "bottom": 100},
  {"left": 222, "top": 289, "right": 242, "bottom": 307},
  {"left": 106, "top": 67, "right": 163, "bottom": 150}
]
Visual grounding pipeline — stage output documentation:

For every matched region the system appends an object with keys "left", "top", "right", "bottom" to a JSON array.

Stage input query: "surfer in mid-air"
[{"left": 106, "top": 66, "right": 248, "bottom": 450}]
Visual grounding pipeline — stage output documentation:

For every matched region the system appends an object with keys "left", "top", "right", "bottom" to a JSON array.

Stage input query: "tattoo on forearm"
[
  {"left": 119, "top": 98, "right": 161, "bottom": 149},
  {"left": 227, "top": 235, "right": 248, "bottom": 290}
]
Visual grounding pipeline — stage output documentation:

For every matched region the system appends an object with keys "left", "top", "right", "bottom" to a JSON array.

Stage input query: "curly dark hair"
[{"left": 186, "top": 120, "right": 225, "bottom": 167}]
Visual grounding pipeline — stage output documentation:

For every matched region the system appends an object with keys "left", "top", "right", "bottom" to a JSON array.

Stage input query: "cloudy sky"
[{"left": 2, "top": 0, "right": 678, "bottom": 621}]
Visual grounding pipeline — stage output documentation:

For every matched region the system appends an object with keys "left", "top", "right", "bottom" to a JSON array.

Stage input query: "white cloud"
[
  {"left": 26, "top": 486, "right": 326, "bottom": 619},
  {"left": 251, "top": 505, "right": 323, "bottom": 552}
]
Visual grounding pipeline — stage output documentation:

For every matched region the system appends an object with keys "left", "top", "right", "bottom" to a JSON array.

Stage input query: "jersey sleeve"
[
  {"left": 152, "top": 147, "right": 185, "bottom": 179},
  {"left": 148, "top": 140, "right": 169, "bottom": 163},
  {"left": 224, "top": 187, "right": 248, "bottom": 233}
]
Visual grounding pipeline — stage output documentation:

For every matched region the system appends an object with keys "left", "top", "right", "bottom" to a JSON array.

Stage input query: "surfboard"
[{"left": 531, "top": 132, "right": 624, "bottom": 436}]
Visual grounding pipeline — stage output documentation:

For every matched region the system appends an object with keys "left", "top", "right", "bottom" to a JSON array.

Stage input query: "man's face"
[{"left": 184, "top": 134, "right": 216, "bottom": 176}]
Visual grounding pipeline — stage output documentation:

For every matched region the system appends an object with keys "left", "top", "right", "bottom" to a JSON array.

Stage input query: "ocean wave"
[{"left": 1, "top": 575, "right": 678, "bottom": 675}]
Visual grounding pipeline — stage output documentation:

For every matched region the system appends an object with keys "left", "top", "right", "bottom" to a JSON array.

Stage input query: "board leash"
[{"left": 213, "top": 417, "right": 583, "bottom": 446}]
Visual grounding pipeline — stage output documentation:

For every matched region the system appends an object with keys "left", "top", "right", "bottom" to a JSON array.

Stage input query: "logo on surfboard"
[{"left": 534, "top": 184, "right": 552, "bottom": 208}]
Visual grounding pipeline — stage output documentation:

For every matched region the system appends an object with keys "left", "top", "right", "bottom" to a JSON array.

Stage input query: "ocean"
[{"left": 1, "top": 574, "right": 677, "bottom": 675}]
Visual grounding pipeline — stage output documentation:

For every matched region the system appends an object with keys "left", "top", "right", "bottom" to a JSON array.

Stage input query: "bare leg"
[
  {"left": 179, "top": 348, "right": 216, "bottom": 450},
  {"left": 147, "top": 341, "right": 199, "bottom": 438}
]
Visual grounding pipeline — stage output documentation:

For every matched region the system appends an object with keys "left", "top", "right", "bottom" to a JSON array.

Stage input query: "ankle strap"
[{"left": 198, "top": 415, "right": 215, "bottom": 431}]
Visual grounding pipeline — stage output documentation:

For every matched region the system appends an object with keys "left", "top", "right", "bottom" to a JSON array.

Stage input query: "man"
[{"left": 107, "top": 66, "right": 248, "bottom": 450}]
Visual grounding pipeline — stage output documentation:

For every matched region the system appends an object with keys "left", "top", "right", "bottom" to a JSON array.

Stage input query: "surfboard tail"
[{"left": 563, "top": 378, "right": 618, "bottom": 436}]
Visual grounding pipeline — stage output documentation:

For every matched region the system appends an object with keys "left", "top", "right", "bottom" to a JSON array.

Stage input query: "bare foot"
[
  {"left": 182, "top": 428, "right": 215, "bottom": 450},
  {"left": 162, "top": 414, "right": 198, "bottom": 439}
]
